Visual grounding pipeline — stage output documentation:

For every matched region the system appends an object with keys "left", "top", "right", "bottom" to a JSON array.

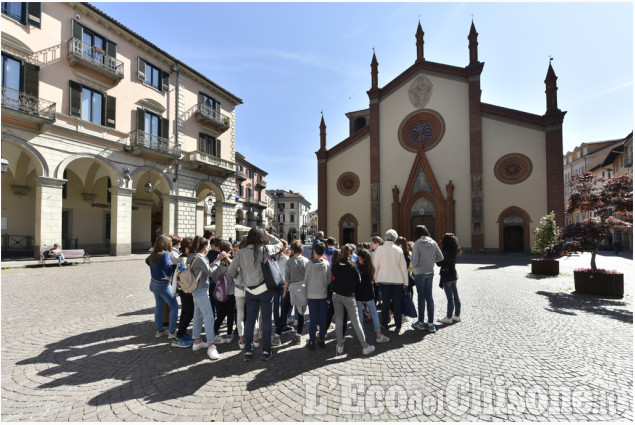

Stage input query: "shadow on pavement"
[
  {"left": 15, "top": 314, "right": 435, "bottom": 406},
  {"left": 536, "top": 290, "right": 633, "bottom": 324},
  {"left": 525, "top": 273, "right": 560, "bottom": 280},
  {"left": 117, "top": 307, "right": 156, "bottom": 317}
]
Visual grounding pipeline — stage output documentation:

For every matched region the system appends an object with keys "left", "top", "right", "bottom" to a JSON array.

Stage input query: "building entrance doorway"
[{"left": 411, "top": 215, "right": 435, "bottom": 241}]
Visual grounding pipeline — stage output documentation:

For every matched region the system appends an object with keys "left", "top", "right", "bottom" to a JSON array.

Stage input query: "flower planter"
[
  {"left": 574, "top": 271, "right": 624, "bottom": 297},
  {"left": 531, "top": 259, "right": 559, "bottom": 275}
]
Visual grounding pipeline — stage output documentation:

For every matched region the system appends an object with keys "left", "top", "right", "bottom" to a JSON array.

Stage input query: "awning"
[{"left": 235, "top": 225, "right": 252, "bottom": 232}]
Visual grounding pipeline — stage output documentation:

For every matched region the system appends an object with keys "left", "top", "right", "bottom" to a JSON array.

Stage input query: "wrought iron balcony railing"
[
  {"left": 1, "top": 86, "right": 56, "bottom": 121},
  {"left": 67, "top": 38, "right": 124, "bottom": 79},
  {"left": 185, "top": 151, "right": 236, "bottom": 172},
  {"left": 192, "top": 103, "right": 231, "bottom": 131},
  {"left": 129, "top": 130, "right": 180, "bottom": 157}
]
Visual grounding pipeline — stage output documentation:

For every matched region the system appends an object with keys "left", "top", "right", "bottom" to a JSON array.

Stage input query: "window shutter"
[
  {"left": 69, "top": 80, "right": 82, "bottom": 117},
  {"left": 198, "top": 92, "right": 203, "bottom": 106},
  {"left": 27, "top": 2, "right": 41, "bottom": 28},
  {"left": 23, "top": 63, "right": 39, "bottom": 97},
  {"left": 215, "top": 139, "right": 221, "bottom": 158},
  {"left": 137, "top": 57, "right": 145, "bottom": 81},
  {"left": 161, "top": 116, "right": 169, "bottom": 139},
  {"left": 71, "top": 19, "right": 82, "bottom": 40},
  {"left": 137, "top": 108, "right": 145, "bottom": 132},
  {"left": 199, "top": 133, "right": 205, "bottom": 152},
  {"left": 105, "top": 40, "right": 117, "bottom": 58},
  {"left": 161, "top": 71, "right": 169, "bottom": 92},
  {"left": 105, "top": 95, "right": 116, "bottom": 128}
]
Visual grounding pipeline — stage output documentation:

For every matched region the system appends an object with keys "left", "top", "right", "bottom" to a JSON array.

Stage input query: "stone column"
[
  {"left": 109, "top": 187, "right": 135, "bottom": 256},
  {"left": 162, "top": 194, "right": 174, "bottom": 236},
  {"left": 175, "top": 195, "right": 197, "bottom": 236},
  {"left": 219, "top": 201, "right": 236, "bottom": 241},
  {"left": 34, "top": 176, "right": 66, "bottom": 259}
]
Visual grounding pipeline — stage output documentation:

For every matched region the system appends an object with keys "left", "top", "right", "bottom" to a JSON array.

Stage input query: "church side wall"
[
  {"left": 326, "top": 137, "right": 371, "bottom": 242},
  {"left": 378, "top": 73, "right": 471, "bottom": 243},
  {"left": 481, "top": 117, "right": 548, "bottom": 249}
]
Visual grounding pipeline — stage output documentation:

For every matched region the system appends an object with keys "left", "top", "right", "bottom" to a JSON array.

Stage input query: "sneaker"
[
  {"left": 306, "top": 341, "right": 316, "bottom": 351},
  {"left": 271, "top": 334, "right": 281, "bottom": 346},
  {"left": 452, "top": 315, "right": 461, "bottom": 322},
  {"left": 362, "top": 344, "right": 376, "bottom": 355},
  {"left": 439, "top": 317, "right": 453, "bottom": 324},
  {"left": 336, "top": 344, "right": 344, "bottom": 355},
  {"left": 171, "top": 337, "right": 193, "bottom": 348},
  {"left": 428, "top": 324, "right": 437, "bottom": 333},
  {"left": 253, "top": 340, "right": 261, "bottom": 348},
  {"left": 192, "top": 341, "right": 210, "bottom": 351},
  {"left": 155, "top": 330, "right": 167, "bottom": 338},
  {"left": 376, "top": 334, "right": 390, "bottom": 343},
  {"left": 214, "top": 335, "right": 228, "bottom": 344},
  {"left": 207, "top": 345, "right": 220, "bottom": 360},
  {"left": 318, "top": 339, "right": 326, "bottom": 349},
  {"left": 244, "top": 352, "right": 253, "bottom": 362},
  {"left": 411, "top": 321, "right": 428, "bottom": 331},
  {"left": 281, "top": 325, "right": 294, "bottom": 335},
  {"left": 224, "top": 334, "right": 234, "bottom": 344},
  {"left": 238, "top": 340, "right": 245, "bottom": 350},
  {"left": 168, "top": 332, "right": 177, "bottom": 339},
  {"left": 293, "top": 333, "right": 302, "bottom": 345},
  {"left": 262, "top": 350, "right": 273, "bottom": 361}
]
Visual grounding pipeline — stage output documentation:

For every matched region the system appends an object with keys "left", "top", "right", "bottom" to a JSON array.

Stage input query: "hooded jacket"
[{"left": 411, "top": 236, "right": 444, "bottom": 275}]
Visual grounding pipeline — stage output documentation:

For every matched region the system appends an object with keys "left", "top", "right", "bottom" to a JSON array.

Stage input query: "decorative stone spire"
[
  {"left": 468, "top": 20, "right": 479, "bottom": 65},
  {"left": 319, "top": 112, "right": 327, "bottom": 151},
  {"left": 416, "top": 21, "right": 425, "bottom": 61},
  {"left": 371, "top": 49, "right": 378, "bottom": 90},
  {"left": 545, "top": 58, "right": 560, "bottom": 113}
]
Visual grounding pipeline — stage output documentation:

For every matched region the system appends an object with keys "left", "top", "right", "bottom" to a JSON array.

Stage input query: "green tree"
[{"left": 532, "top": 211, "right": 559, "bottom": 257}]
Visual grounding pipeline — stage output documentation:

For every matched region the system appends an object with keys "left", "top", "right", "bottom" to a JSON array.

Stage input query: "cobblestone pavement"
[{"left": 1, "top": 252, "right": 632, "bottom": 421}]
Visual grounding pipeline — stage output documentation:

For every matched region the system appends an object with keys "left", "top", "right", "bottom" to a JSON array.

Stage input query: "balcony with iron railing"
[
  {"left": 128, "top": 130, "right": 180, "bottom": 159},
  {"left": 1, "top": 86, "right": 56, "bottom": 129},
  {"left": 192, "top": 103, "right": 230, "bottom": 133},
  {"left": 67, "top": 38, "right": 124, "bottom": 83},
  {"left": 244, "top": 197, "right": 267, "bottom": 208},
  {"left": 256, "top": 177, "right": 267, "bottom": 188},
  {"left": 184, "top": 151, "right": 236, "bottom": 178}
]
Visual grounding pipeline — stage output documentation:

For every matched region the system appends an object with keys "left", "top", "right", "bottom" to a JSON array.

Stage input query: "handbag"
[
  {"left": 401, "top": 287, "right": 418, "bottom": 318},
  {"left": 261, "top": 246, "right": 284, "bottom": 291}
]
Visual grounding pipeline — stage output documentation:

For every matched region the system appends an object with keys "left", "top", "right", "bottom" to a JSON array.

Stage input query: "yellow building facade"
[{"left": 1, "top": 2, "right": 242, "bottom": 258}]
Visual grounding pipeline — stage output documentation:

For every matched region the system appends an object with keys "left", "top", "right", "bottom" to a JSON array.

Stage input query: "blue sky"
[{"left": 94, "top": 2, "right": 633, "bottom": 208}]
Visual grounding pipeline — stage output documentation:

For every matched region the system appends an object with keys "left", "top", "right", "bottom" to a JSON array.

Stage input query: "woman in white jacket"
[{"left": 373, "top": 229, "right": 409, "bottom": 334}]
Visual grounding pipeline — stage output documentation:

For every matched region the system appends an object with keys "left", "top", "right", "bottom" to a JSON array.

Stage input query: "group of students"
[{"left": 145, "top": 225, "right": 462, "bottom": 362}]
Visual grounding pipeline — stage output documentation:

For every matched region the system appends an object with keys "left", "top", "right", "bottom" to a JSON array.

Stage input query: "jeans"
[
  {"left": 357, "top": 300, "right": 381, "bottom": 334},
  {"left": 307, "top": 298, "right": 328, "bottom": 344},
  {"left": 414, "top": 273, "right": 434, "bottom": 323},
  {"left": 149, "top": 280, "right": 179, "bottom": 333},
  {"left": 244, "top": 288, "right": 273, "bottom": 353},
  {"left": 380, "top": 284, "right": 403, "bottom": 329},
  {"left": 443, "top": 280, "right": 461, "bottom": 318},
  {"left": 333, "top": 293, "right": 366, "bottom": 347},
  {"left": 53, "top": 253, "right": 66, "bottom": 265},
  {"left": 273, "top": 287, "right": 283, "bottom": 326},
  {"left": 192, "top": 287, "right": 215, "bottom": 342}
]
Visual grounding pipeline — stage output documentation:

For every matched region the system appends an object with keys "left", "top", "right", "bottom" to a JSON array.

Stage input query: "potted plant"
[
  {"left": 531, "top": 211, "right": 560, "bottom": 275},
  {"left": 557, "top": 173, "right": 632, "bottom": 297}
]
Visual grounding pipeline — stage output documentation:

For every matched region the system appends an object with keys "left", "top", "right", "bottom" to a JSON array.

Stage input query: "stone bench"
[{"left": 40, "top": 249, "right": 91, "bottom": 265}]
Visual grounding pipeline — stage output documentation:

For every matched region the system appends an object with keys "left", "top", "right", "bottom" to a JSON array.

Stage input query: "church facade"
[{"left": 316, "top": 22, "right": 566, "bottom": 252}]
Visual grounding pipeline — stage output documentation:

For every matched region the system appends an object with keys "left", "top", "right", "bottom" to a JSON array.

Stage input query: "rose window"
[
  {"left": 337, "top": 172, "right": 360, "bottom": 196},
  {"left": 495, "top": 154, "right": 533, "bottom": 184},
  {"left": 398, "top": 110, "right": 445, "bottom": 152},
  {"left": 409, "top": 121, "right": 434, "bottom": 144}
]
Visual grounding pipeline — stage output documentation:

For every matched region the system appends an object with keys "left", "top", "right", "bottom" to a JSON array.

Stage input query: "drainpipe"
[{"left": 170, "top": 64, "right": 180, "bottom": 234}]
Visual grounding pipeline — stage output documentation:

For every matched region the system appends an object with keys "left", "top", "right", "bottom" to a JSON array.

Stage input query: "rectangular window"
[
  {"left": 246, "top": 187, "right": 252, "bottom": 198},
  {"left": 198, "top": 133, "right": 220, "bottom": 157},
  {"left": 145, "top": 62, "right": 161, "bottom": 90},
  {"left": 290, "top": 203, "right": 295, "bottom": 209},
  {"left": 200, "top": 92, "right": 220, "bottom": 114},
  {"left": 144, "top": 111, "right": 160, "bottom": 148},
  {"left": 82, "top": 28, "right": 105, "bottom": 64},
  {"left": 237, "top": 185, "right": 243, "bottom": 197},
  {"left": 81, "top": 87, "right": 103, "bottom": 125},
  {"left": 279, "top": 203, "right": 285, "bottom": 210},
  {"left": 290, "top": 214, "right": 295, "bottom": 223},
  {"left": 1, "top": 54, "right": 22, "bottom": 96},
  {"left": 1, "top": 2, "right": 25, "bottom": 24}
]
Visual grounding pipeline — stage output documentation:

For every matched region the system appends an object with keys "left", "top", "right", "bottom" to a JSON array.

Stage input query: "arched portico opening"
[
  {"left": 132, "top": 170, "right": 171, "bottom": 249},
  {"left": 339, "top": 213, "right": 358, "bottom": 246},
  {"left": 498, "top": 206, "right": 531, "bottom": 252}
]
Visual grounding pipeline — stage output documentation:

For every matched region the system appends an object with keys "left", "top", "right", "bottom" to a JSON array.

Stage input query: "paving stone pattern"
[{"left": 1, "top": 252, "right": 632, "bottom": 421}]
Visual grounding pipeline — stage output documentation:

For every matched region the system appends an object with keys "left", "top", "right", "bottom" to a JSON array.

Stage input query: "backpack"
[
  {"left": 179, "top": 256, "right": 202, "bottom": 294},
  {"left": 213, "top": 274, "right": 228, "bottom": 302}
]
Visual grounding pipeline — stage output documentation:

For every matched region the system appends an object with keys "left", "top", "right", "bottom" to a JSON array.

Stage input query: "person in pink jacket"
[{"left": 373, "top": 229, "right": 409, "bottom": 334}]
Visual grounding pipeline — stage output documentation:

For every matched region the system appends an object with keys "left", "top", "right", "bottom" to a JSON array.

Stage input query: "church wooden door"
[
  {"left": 503, "top": 226, "right": 524, "bottom": 252},
  {"left": 410, "top": 215, "right": 435, "bottom": 241}
]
